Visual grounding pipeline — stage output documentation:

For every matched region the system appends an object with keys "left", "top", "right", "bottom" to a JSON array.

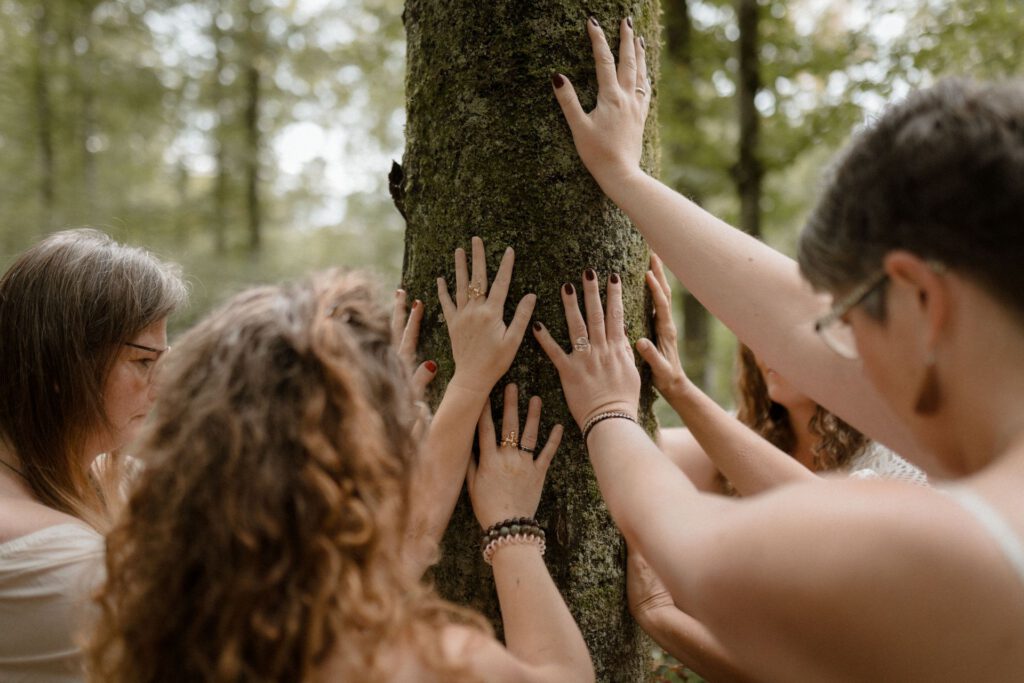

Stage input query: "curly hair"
[
  {"left": 734, "top": 345, "right": 867, "bottom": 473},
  {"left": 87, "top": 270, "right": 485, "bottom": 682}
]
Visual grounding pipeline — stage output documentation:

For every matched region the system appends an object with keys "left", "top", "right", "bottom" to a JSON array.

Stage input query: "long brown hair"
[
  {"left": 734, "top": 344, "right": 866, "bottom": 472},
  {"left": 0, "top": 228, "right": 186, "bottom": 529},
  {"left": 88, "top": 270, "right": 484, "bottom": 682}
]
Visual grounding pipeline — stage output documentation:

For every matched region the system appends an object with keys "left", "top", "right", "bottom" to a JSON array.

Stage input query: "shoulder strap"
[{"left": 945, "top": 486, "right": 1024, "bottom": 589}]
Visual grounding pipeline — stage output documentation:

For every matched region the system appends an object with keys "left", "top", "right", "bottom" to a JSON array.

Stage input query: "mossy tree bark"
[{"left": 399, "top": 2, "right": 661, "bottom": 680}]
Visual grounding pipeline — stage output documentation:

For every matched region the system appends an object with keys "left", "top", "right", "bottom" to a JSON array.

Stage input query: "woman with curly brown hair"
[
  {"left": 0, "top": 229, "right": 186, "bottom": 681},
  {"left": 87, "top": 267, "right": 593, "bottom": 683},
  {"left": 647, "top": 253, "right": 926, "bottom": 497}
]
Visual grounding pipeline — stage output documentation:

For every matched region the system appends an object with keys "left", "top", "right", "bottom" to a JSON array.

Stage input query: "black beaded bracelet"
[{"left": 481, "top": 517, "right": 544, "bottom": 551}]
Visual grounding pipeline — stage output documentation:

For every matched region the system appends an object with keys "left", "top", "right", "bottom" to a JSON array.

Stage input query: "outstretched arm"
[
  {"left": 549, "top": 18, "right": 924, "bottom": 466},
  {"left": 641, "top": 255, "right": 817, "bottom": 496},
  {"left": 457, "top": 387, "right": 593, "bottom": 683},
  {"left": 402, "top": 237, "right": 536, "bottom": 577}
]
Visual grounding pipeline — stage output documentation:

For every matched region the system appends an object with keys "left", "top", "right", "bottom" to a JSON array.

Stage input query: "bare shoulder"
[
  {"left": 690, "top": 479, "right": 1024, "bottom": 681},
  {"left": 0, "top": 495, "right": 85, "bottom": 544},
  {"left": 656, "top": 427, "right": 722, "bottom": 493}
]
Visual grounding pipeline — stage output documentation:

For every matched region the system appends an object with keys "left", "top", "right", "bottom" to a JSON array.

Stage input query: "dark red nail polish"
[
  {"left": 551, "top": 73, "right": 565, "bottom": 89},
  {"left": 589, "top": 16, "right": 599, "bottom": 27},
  {"left": 610, "top": 273, "right": 620, "bottom": 284},
  {"left": 413, "top": 299, "right": 422, "bottom": 309},
  {"left": 563, "top": 283, "right": 575, "bottom": 296},
  {"left": 627, "top": 16, "right": 633, "bottom": 29},
  {"left": 425, "top": 360, "right": 437, "bottom": 373},
  {"left": 585, "top": 268, "right": 596, "bottom": 281},
  {"left": 533, "top": 321, "right": 542, "bottom": 332}
]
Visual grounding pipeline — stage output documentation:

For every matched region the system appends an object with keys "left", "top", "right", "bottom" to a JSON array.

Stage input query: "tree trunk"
[
  {"left": 211, "top": 11, "right": 229, "bottom": 255},
  {"left": 242, "top": 3, "right": 262, "bottom": 255},
  {"left": 734, "top": 0, "right": 763, "bottom": 238},
  {"left": 664, "top": 0, "right": 712, "bottom": 392},
  {"left": 400, "top": 3, "right": 659, "bottom": 680},
  {"left": 32, "top": 0, "right": 56, "bottom": 232}
]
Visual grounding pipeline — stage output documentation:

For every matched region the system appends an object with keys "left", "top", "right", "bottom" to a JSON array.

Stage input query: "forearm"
[
  {"left": 638, "top": 606, "right": 755, "bottom": 683},
  {"left": 404, "top": 380, "right": 487, "bottom": 574},
  {"left": 602, "top": 170, "right": 921, "bottom": 460},
  {"left": 491, "top": 544, "right": 594, "bottom": 683},
  {"left": 586, "top": 418, "right": 724, "bottom": 608},
  {"left": 665, "top": 383, "right": 817, "bottom": 496}
]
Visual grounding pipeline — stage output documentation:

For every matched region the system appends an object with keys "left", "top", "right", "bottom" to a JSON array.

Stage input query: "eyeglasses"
[
  {"left": 123, "top": 341, "right": 171, "bottom": 381},
  {"left": 813, "top": 271, "right": 889, "bottom": 360}
]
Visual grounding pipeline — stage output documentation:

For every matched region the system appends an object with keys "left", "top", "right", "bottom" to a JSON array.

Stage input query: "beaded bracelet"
[
  {"left": 581, "top": 410, "right": 638, "bottom": 443},
  {"left": 481, "top": 517, "right": 546, "bottom": 565}
]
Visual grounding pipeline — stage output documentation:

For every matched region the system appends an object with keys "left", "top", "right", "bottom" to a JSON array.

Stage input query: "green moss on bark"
[{"left": 402, "top": 2, "right": 661, "bottom": 680}]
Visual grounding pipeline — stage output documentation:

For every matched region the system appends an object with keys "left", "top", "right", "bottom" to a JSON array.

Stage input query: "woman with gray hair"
[{"left": 0, "top": 229, "right": 187, "bottom": 681}]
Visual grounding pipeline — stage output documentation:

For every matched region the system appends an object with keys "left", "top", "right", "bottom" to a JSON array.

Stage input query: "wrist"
[
  {"left": 446, "top": 374, "right": 492, "bottom": 401},
  {"left": 593, "top": 164, "right": 648, "bottom": 201}
]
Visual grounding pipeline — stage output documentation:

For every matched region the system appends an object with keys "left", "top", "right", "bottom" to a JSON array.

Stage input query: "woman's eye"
[{"left": 136, "top": 359, "right": 154, "bottom": 368}]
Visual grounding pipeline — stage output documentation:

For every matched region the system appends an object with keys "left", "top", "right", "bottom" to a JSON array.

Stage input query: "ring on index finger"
[{"left": 573, "top": 336, "right": 591, "bottom": 352}]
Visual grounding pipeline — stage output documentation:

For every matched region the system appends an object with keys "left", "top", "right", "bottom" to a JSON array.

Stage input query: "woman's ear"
[{"left": 883, "top": 251, "right": 949, "bottom": 351}]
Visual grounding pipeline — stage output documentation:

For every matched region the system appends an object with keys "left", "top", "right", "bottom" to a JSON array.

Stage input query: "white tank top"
[{"left": 944, "top": 486, "right": 1024, "bottom": 589}]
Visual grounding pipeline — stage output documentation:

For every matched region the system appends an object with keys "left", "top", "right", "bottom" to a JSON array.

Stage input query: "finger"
[
  {"left": 561, "top": 282, "right": 589, "bottom": 347},
  {"left": 645, "top": 271, "right": 676, "bottom": 340},
  {"left": 552, "top": 72, "right": 589, "bottom": 130},
  {"left": 520, "top": 396, "right": 542, "bottom": 452},
  {"left": 455, "top": 247, "right": 468, "bottom": 308},
  {"left": 582, "top": 268, "right": 607, "bottom": 347},
  {"left": 651, "top": 252, "right": 670, "bottom": 294},
  {"left": 470, "top": 236, "right": 488, "bottom": 299},
  {"left": 488, "top": 246, "right": 514, "bottom": 309},
  {"left": 636, "top": 35, "right": 651, "bottom": 114},
  {"left": 411, "top": 360, "right": 436, "bottom": 396},
  {"left": 587, "top": 17, "right": 619, "bottom": 97},
  {"left": 637, "top": 338, "right": 674, "bottom": 377},
  {"left": 478, "top": 398, "right": 496, "bottom": 449},
  {"left": 532, "top": 321, "right": 569, "bottom": 370},
  {"left": 504, "top": 293, "right": 538, "bottom": 345},
  {"left": 399, "top": 299, "right": 424, "bottom": 361},
  {"left": 536, "top": 424, "right": 563, "bottom": 473},
  {"left": 617, "top": 17, "right": 637, "bottom": 91},
  {"left": 605, "top": 272, "right": 626, "bottom": 342},
  {"left": 501, "top": 383, "right": 519, "bottom": 448},
  {"left": 391, "top": 289, "right": 407, "bottom": 346},
  {"left": 437, "top": 277, "right": 456, "bottom": 323}
]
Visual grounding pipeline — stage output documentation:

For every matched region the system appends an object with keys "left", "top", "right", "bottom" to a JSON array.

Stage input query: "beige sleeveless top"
[{"left": 0, "top": 524, "right": 104, "bottom": 682}]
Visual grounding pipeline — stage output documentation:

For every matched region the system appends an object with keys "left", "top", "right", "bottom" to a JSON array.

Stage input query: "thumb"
[
  {"left": 636, "top": 338, "right": 673, "bottom": 377},
  {"left": 551, "top": 73, "right": 588, "bottom": 131}
]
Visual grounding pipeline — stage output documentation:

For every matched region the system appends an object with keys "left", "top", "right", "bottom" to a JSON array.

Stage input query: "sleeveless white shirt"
[{"left": 0, "top": 524, "right": 104, "bottom": 682}]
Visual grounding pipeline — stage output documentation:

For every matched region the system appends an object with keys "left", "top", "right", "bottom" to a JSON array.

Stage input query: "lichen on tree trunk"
[{"left": 399, "top": 2, "right": 661, "bottom": 680}]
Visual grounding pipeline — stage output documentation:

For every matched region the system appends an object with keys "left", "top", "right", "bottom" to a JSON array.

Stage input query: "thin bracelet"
[
  {"left": 582, "top": 410, "right": 638, "bottom": 443},
  {"left": 483, "top": 533, "right": 546, "bottom": 565}
]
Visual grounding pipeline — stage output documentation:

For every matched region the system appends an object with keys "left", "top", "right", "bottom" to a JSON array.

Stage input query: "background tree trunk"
[
  {"left": 734, "top": 0, "right": 762, "bottom": 238},
  {"left": 31, "top": 0, "right": 56, "bottom": 233},
  {"left": 664, "top": 0, "right": 712, "bottom": 392},
  {"left": 400, "top": 2, "right": 660, "bottom": 680},
  {"left": 241, "top": 2, "right": 263, "bottom": 255}
]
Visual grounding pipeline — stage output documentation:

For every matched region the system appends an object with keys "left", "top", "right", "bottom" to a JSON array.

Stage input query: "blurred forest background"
[{"left": 1, "top": 0, "right": 1021, "bottom": 415}]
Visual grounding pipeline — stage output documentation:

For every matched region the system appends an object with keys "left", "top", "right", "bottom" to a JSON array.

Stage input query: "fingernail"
[
  {"left": 396, "top": 288, "right": 404, "bottom": 296},
  {"left": 584, "top": 268, "right": 596, "bottom": 281},
  {"left": 551, "top": 73, "right": 564, "bottom": 89},
  {"left": 610, "top": 273, "right": 620, "bottom": 284},
  {"left": 425, "top": 360, "right": 437, "bottom": 373},
  {"left": 627, "top": 16, "right": 633, "bottom": 29},
  {"left": 640, "top": 35, "right": 646, "bottom": 49},
  {"left": 563, "top": 283, "right": 575, "bottom": 296},
  {"left": 533, "top": 321, "right": 542, "bottom": 332},
  {"left": 589, "top": 16, "right": 599, "bottom": 27},
  {"left": 413, "top": 299, "right": 422, "bottom": 309}
]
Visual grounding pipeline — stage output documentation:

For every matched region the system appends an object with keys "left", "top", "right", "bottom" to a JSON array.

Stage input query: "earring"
[{"left": 913, "top": 352, "right": 942, "bottom": 415}]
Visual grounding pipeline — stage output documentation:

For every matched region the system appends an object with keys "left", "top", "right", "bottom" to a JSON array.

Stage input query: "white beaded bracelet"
[{"left": 482, "top": 533, "right": 546, "bottom": 565}]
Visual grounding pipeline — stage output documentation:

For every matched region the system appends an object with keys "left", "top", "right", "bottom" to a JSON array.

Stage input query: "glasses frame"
[{"left": 813, "top": 270, "right": 889, "bottom": 359}]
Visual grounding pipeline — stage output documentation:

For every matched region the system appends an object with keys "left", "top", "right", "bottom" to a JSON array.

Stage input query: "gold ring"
[
  {"left": 573, "top": 336, "right": 591, "bottom": 352},
  {"left": 467, "top": 282, "right": 485, "bottom": 299},
  {"left": 635, "top": 87, "right": 646, "bottom": 95},
  {"left": 500, "top": 431, "right": 519, "bottom": 449}
]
